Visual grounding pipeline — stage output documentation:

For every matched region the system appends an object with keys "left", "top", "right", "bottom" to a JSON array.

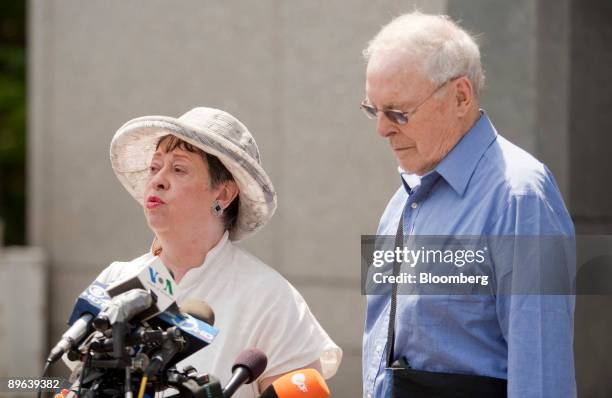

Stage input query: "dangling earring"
[{"left": 211, "top": 200, "right": 224, "bottom": 217}]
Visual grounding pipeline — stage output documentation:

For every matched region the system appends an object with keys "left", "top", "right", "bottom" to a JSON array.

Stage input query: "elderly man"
[{"left": 361, "top": 12, "right": 575, "bottom": 398}]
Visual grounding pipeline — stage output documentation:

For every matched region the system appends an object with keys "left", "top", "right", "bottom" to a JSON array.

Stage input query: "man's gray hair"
[{"left": 363, "top": 11, "right": 485, "bottom": 96}]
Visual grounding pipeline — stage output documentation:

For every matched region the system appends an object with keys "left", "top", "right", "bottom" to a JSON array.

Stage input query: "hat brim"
[{"left": 110, "top": 115, "right": 277, "bottom": 241}]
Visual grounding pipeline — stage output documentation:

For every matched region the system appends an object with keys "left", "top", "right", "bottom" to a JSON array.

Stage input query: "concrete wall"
[
  {"left": 567, "top": 2, "right": 612, "bottom": 397},
  {"left": 568, "top": 0, "right": 612, "bottom": 230},
  {"left": 28, "top": 1, "right": 445, "bottom": 396},
  {"left": 0, "top": 248, "right": 46, "bottom": 385},
  {"left": 449, "top": 0, "right": 539, "bottom": 156}
]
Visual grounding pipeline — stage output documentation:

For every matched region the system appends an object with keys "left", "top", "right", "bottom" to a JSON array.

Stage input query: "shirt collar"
[
  {"left": 398, "top": 166, "right": 421, "bottom": 193},
  {"left": 175, "top": 230, "right": 231, "bottom": 289},
  {"left": 202, "top": 230, "right": 230, "bottom": 266},
  {"left": 434, "top": 111, "right": 497, "bottom": 196}
]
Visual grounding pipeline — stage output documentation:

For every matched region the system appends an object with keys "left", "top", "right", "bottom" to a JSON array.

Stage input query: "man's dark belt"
[
  {"left": 386, "top": 358, "right": 507, "bottom": 398},
  {"left": 384, "top": 204, "right": 507, "bottom": 398}
]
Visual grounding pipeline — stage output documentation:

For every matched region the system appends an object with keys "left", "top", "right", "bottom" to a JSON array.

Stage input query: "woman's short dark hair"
[{"left": 156, "top": 135, "right": 239, "bottom": 231}]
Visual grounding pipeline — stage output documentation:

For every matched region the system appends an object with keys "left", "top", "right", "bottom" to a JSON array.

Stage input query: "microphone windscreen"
[
  {"left": 232, "top": 348, "right": 268, "bottom": 383},
  {"left": 101, "top": 288, "right": 154, "bottom": 324},
  {"left": 269, "top": 369, "right": 329, "bottom": 398},
  {"left": 178, "top": 298, "right": 215, "bottom": 326}
]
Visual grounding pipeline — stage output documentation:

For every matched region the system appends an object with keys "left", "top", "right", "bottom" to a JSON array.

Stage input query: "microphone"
[
  {"left": 67, "top": 280, "right": 111, "bottom": 325},
  {"left": 47, "top": 281, "right": 111, "bottom": 364},
  {"left": 222, "top": 348, "right": 268, "bottom": 398},
  {"left": 47, "top": 314, "right": 93, "bottom": 365},
  {"left": 258, "top": 369, "right": 329, "bottom": 398},
  {"left": 179, "top": 298, "right": 215, "bottom": 326},
  {"left": 106, "top": 256, "right": 178, "bottom": 319},
  {"left": 89, "top": 299, "right": 218, "bottom": 358},
  {"left": 143, "top": 328, "right": 183, "bottom": 377},
  {"left": 93, "top": 288, "right": 154, "bottom": 329},
  {"left": 146, "top": 299, "right": 218, "bottom": 366}
]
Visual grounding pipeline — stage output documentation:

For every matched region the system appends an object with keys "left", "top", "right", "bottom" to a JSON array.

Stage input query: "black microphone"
[
  {"left": 143, "top": 299, "right": 218, "bottom": 367},
  {"left": 223, "top": 348, "right": 268, "bottom": 398},
  {"left": 91, "top": 288, "right": 155, "bottom": 363},
  {"left": 89, "top": 299, "right": 216, "bottom": 356},
  {"left": 144, "top": 327, "right": 183, "bottom": 377}
]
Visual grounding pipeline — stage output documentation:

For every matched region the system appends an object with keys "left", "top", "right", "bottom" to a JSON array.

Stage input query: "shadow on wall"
[{"left": 575, "top": 255, "right": 612, "bottom": 398}]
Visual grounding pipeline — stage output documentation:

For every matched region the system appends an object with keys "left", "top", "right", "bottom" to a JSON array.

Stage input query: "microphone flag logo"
[
  {"left": 88, "top": 283, "right": 108, "bottom": 300},
  {"left": 147, "top": 266, "right": 174, "bottom": 296},
  {"left": 291, "top": 373, "right": 308, "bottom": 392}
]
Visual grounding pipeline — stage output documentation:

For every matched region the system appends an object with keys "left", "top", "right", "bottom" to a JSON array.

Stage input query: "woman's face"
[{"left": 143, "top": 145, "right": 219, "bottom": 236}]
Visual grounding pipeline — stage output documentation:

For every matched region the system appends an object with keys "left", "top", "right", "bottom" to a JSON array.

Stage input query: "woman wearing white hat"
[{"left": 94, "top": 107, "right": 341, "bottom": 397}]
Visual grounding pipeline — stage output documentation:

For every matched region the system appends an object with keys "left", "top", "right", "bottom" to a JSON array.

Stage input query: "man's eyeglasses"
[{"left": 360, "top": 76, "right": 460, "bottom": 125}]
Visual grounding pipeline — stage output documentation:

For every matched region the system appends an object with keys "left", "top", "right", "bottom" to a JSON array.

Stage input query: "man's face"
[{"left": 365, "top": 53, "right": 460, "bottom": 175}]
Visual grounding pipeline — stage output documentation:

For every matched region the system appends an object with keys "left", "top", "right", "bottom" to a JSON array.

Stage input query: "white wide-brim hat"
[{"left": 110, "top": 107, "right": 277, "bottom": 241}]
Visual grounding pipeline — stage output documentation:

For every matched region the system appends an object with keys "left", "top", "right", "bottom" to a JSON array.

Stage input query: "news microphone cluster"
[
  {"left": 44, "top": 258, "right": 222, "bottom": 397},
  {"left": 43, "top": 256, "right": 331, "bottom": 397}
]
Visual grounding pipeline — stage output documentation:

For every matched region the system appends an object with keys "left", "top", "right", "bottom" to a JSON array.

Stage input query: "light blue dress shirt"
[{"left": 363, "top": 112, "right": 576, "bottom": 398}]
